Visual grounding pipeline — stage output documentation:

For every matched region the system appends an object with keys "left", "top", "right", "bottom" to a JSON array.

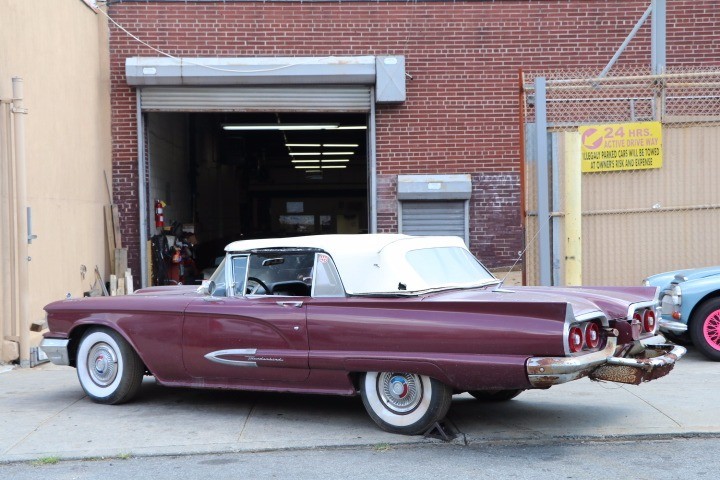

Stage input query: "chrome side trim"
[
  {"left": 204, "top": 349, "right": 258, "bottom": 367},
  {"left": 659, "top": 319, "right": 688, "bottom": 333},
  {"left": 39, "top": 338, "right": 70, "bottom": 366}
]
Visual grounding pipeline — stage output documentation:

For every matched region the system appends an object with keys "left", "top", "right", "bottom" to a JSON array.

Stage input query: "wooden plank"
[
  {"left": 114, "top": 248, "right": 128, "bottom": 278},
  {"left": 111, "top": 204, "right": 122, "bottom": 248},
  {"left": 104, "top": 170, "right": 113, "bottom": 203},
  {"left": 125, "top": 269, "right": 134, "bottom": 295},
  {"left": 104, "top": 205, "right": 116, "bottom": 274},
  {"left": 94, "top": 266, "right": 109, "bottom": 296},
  {"left": 110, "top": 275, "right": 118, "bottom": 296},
  {"left": 117, "top": 277, "right": 126, "bottom": 296}
]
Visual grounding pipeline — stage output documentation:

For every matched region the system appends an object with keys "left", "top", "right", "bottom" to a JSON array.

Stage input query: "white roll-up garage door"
[{"left": 139, "top": 86, "right": 372, "bottom": 112}]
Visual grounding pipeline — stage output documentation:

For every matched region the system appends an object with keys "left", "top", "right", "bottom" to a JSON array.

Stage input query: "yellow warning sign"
[{"left": 579, "top": 121, "right": 663, "bottom": 173}]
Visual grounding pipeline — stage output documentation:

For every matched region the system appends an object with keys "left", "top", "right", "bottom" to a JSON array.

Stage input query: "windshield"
[{"left": 405, "top": 247, "right": 496, "bottom": 288}]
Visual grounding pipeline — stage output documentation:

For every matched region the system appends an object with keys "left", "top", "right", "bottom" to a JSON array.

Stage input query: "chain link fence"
[{"left": 523, "top": 67, "right": 720, "bottom": 286}]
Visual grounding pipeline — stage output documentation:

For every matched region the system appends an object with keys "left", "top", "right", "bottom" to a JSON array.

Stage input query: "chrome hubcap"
[
  {"left": 378, "top": 373, "right": 422, "bottom": 414},
  {"left": 87, "top": 342, "right": 118, "bottom": 387}
]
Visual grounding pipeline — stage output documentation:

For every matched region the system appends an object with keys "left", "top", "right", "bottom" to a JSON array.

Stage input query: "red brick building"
[{"left": 106, "top": 0, "right": 720, "bottom": 285}]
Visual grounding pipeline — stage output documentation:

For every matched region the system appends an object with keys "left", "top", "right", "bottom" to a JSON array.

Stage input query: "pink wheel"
[
  {"left": 690, "top": 299, "right": 720, "bottom": 361},
  {"left": 702, "top": 309, "right": 720, "bottom": 351}
]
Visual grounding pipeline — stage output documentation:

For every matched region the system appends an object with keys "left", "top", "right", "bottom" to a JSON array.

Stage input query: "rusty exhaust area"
[
  {"left": 589, "top": 345, "right": 684, "bottom": 385},
  {"left": 526, "top": 337, "right": 687, "bottom": 388}
]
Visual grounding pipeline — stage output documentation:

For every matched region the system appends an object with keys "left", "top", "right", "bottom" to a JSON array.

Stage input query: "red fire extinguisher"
[{"left": 155, "top": 200, "right": 165, "bottom": 228}]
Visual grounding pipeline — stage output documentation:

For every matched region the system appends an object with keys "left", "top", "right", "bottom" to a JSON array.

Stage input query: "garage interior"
[{"left": 146, "top": 111, "right": 369, "bottom": 285}]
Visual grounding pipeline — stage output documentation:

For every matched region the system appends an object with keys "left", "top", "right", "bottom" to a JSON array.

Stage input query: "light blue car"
[{"left": 644, "top": 266, "right": 720, "bottom": 361}]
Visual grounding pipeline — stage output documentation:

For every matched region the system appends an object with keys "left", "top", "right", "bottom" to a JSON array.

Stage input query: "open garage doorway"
[{"left": 145, "top": 111, "right": 369, "bottom": 285}]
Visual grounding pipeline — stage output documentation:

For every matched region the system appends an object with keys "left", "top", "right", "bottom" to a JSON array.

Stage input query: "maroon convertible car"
[{"left": 41, "top": 234, "right": 686, "bottom": 435}]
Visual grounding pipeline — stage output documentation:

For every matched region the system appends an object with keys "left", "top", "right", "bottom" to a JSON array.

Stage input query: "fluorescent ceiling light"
[
  {"left": 294, "top": 166, "right": 322, "bottom": 170},
  {"left": 291, "top": 159, "right": 321, "bottom": 163},
  {"left": 289, "top": 152, "right": 321, "bottom": 156},
  {"left": 323, "top": 143, "right": 358, "bottom": 148},
  {"left": 321, "top": 165, "right": 347, "bottom": 169},
  {"left": 321, "top": 159, "right": 349, "bottom": 163},
  {"left": 223, "top": 124, "right": 338, "bottom": 131},
  {"left": 322, "top": 151, "right": 354, "bottom": 156},
  {"left": 286, "top": 143, "right": 321, "bottom": 147},
  {"left": 335, "top": 126, "right": 367, "bottom": 130}
]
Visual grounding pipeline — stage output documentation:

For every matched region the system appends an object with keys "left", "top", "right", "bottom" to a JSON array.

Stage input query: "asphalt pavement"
[{"left": 0, "top": 348, "right": 717, "bottom": 463}]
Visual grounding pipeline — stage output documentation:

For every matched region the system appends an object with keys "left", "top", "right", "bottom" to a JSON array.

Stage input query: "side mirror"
[{"left": 198, "top": 280, "right": 215, "bottom": 296}]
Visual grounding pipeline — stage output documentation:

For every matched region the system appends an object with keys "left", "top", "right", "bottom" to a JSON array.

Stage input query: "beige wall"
[
  {"left": 0, "top": 0, "right": 111, "bottom": 363},
  {"left": 525, "top": 126, "right": 720, "bottom": 287}
]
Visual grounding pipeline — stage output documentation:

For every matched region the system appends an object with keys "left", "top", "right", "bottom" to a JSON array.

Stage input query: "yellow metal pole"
[{"left": 564, "top": 132, "right": 582, "bottom": 286}]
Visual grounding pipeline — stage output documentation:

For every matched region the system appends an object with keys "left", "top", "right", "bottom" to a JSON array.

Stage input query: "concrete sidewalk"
[{"left": 0, "top": 348, "right": 717, "bottom": 463}]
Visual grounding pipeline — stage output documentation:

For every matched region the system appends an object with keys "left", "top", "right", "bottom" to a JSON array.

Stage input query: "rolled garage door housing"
[{"left": 127, "top": 55, "right": 406, "bottom": 110}]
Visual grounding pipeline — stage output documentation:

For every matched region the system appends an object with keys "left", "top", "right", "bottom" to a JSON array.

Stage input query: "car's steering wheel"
[{"left": 246, "top": 276, "right": 270, "bottom": 295}]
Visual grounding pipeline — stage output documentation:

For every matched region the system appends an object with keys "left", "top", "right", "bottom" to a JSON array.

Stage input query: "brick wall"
[{"left": 108, "top": 0, "right": 720, "bottom": 274}]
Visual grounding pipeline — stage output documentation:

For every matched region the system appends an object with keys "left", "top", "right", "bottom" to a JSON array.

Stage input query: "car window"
[
  {"left": 405, "top": 247, "right": 495, "bottom": 287},
  {"left": 312, "top": 253, "right": 346, "bottom": 297},
  {"left": 230, "top": 255, "right": 249, "bottom": 296},
  {"left": 244, "top": 252, "right": 314, "bottom": 296}
]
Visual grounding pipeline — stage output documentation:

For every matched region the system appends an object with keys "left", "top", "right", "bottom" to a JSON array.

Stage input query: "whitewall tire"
[
  {"left": 360, "top": 372, "right": 452, "bottom": 435},
  {"left": 76, "top": 328, "right": 144, "bottom": 404}
]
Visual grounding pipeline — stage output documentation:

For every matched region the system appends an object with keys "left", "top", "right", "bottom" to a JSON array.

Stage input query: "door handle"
[
  {"left": 202, "top": 296, "right": 224, "bottom": 302},
  {"left": 276, "top": 301, "right": 303, "bottom": 308}
]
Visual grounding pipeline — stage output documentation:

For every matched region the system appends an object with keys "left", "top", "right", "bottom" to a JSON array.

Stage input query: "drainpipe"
[
  {"left": 1, "top": 98, "right": 12, "bottom": 362},
  {"left": 12, "top": 77, "right": 30, "bottom": 368}
]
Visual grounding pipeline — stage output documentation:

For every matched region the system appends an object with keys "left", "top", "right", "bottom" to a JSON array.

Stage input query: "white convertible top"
[{"left": 225, "top": 234, "right": 489, "bottom": 294}]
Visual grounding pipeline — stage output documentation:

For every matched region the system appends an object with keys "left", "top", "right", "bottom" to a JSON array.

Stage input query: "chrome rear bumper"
[{"left": 526, "top": 334, "right": 686, "bottom": 388}]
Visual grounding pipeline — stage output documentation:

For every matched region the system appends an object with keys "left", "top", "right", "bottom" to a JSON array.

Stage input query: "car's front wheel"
[
  {"left": 690, "top": 298, "right": 720, "bottom": 361},
  {"left": 359, "top": 372, "right": 452, "bottom": 435},
  {"left": 76, "top": 328, "right": 145, "bottom": 404}
]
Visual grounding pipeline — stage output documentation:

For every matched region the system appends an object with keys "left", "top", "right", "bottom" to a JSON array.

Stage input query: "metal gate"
[
  {"left": 522, "top": 67, "right": 720, "bottom": 286},
  {"left": 399, "top": 201, "right": 467, "bottom": 240}
]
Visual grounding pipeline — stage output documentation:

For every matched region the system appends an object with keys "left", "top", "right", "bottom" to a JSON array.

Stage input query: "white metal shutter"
[
  {"left": 138, "top": 86, "right": 372, "bottom": 112},
  {"left": 400, "top": 201, "right": 468, "bottom": 242}
]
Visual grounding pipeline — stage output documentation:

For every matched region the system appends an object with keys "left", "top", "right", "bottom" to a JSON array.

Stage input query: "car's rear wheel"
[
  {"left": 359, "top": 372, "right": 452, "bottom": 435},
  {"left": 468, "top": 389, "right": 524, "bottom": 402},
  {"left": 76, "top": 328, "right": 144, "bottom": 404},
  {"left": 690, "top": 298, "right": 720, "bottom": 361}
]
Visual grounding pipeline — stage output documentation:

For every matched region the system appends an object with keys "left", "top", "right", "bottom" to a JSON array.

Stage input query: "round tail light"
[
  {"left": 643, "top": 310, "right": 656, "bottom": 333},
  {"left": 585, "top": 322, "right": 600, "bottom": 349},
  {"left": 569, "top": 326, "right": 584, "bottom": 353}
]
